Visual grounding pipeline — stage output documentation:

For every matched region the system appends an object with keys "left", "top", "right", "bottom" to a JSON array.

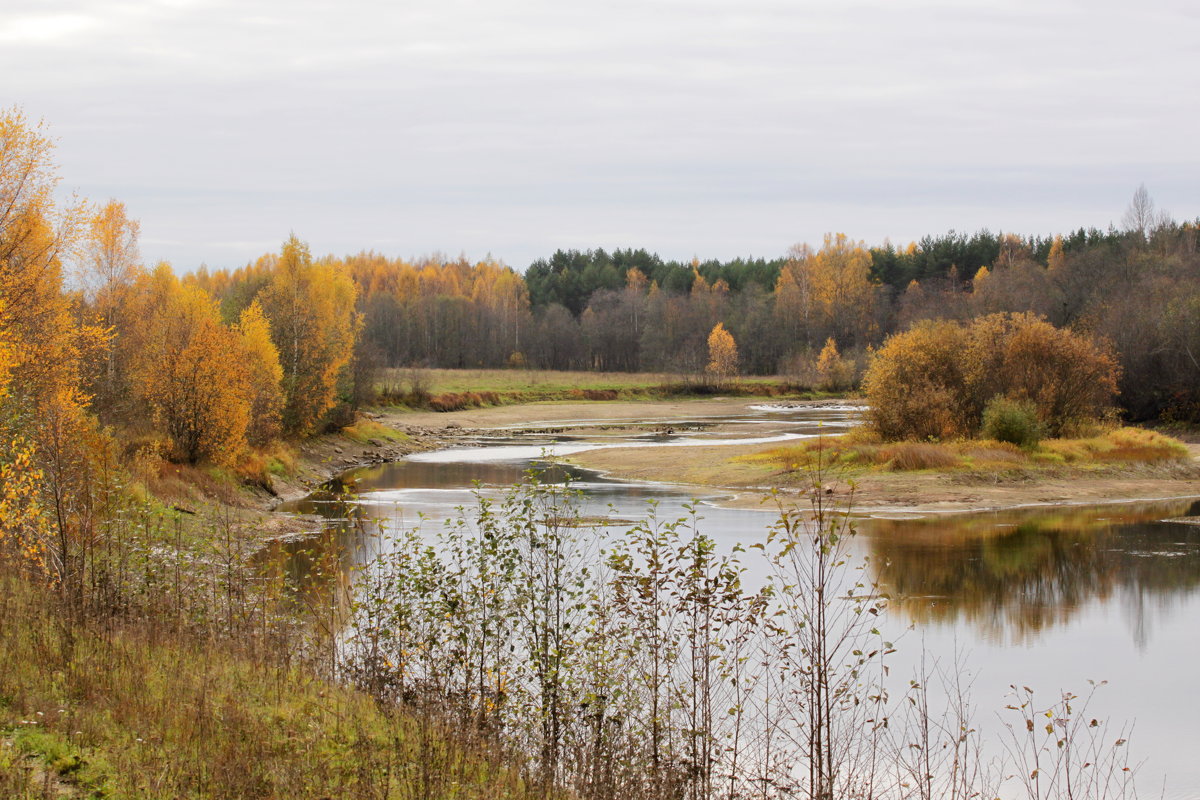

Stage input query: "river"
[{"left": 281, "top": 403, "right": 1200, "bottom": 799}]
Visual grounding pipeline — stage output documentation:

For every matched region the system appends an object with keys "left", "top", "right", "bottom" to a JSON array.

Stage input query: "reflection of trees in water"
[
  {"left": 865, "top": 501, "right": 1200, "bottom": 644},
  {"left": 255, "top": 501, "right": 378, "bottom": 639}
]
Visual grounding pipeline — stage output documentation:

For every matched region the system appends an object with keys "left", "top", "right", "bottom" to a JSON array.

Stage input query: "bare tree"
[{"left": 1121, "top": 184, "right": 1171, "bottom": 241}]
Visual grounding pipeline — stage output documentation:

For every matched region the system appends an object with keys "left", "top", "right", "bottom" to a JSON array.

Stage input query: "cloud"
[
  {"left": 0, "top": 12, "right": 97, "bottom": 43},
  {"left": 3, "top": 0, "right": 1198, "bottom": 269}
]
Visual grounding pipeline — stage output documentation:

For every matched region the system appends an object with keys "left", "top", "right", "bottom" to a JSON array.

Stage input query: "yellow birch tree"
[
  {"left": 257, "top": 236, "right": 360, "bottom": 435},
  {"left": 706, "top": 322, "right": 739, "bottom": 385}
]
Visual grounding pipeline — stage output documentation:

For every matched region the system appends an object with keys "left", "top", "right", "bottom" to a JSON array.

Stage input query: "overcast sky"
[{"left": 3, "top": 0, "right": 1197, "bottom": 271}]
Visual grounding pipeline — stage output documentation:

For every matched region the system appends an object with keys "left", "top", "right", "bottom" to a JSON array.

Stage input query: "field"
[{"left": 375, "top": 368, "right": 825, "bottom": 410}]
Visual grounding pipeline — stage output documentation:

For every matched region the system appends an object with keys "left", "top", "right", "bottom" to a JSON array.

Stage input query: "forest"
[{"left": 203, "top": 199, "right": 1199, "bottom": 422}]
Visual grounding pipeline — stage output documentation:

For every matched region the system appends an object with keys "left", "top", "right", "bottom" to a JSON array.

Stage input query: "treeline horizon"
[{"left": 180, "top": 186, "right": 1200, "bottom": 422}]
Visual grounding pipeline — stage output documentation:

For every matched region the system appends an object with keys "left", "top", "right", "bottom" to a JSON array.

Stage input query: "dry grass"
[
  {"left": 745, "top": 426, "right": 1191, "bottom": 476},
  {"left": 1041, "top": 426, "right": 1190, "bottom": 464},
  {"left": 878, "top": 442, "right": 961, "bottom": 471}
]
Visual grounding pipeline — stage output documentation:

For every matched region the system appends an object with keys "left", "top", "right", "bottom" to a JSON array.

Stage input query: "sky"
[{"left": 3, "top": 0, "right": 1198, "bottom": 272}]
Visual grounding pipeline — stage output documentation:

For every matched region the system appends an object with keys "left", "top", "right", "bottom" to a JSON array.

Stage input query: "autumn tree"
[
  {"left": 1046, "top": 235, "right": 1065, "bottom": 274},
  {"left": 705, "top": 322, "right": 738, "bottom": 385},
  {"left": 0, "top": 108, "right": 108, "bottom": 582},
  {"left": 131, "top": 269, "right": 250, "bottom": 464},
  {"left": 781, "top": 234, "right": 879, "bottom": 349},
  {"left": 773, "top": 243, "right": 814, "bottom": 348},
  {"left": 235, "top": 301, "right": 284, "bottom": 446},
  {"left": 969, "top": 254, "right": 1063, "bottom": 323},
  {"left": 82, "top": 199, "right": 143, "bottom": 420},
  {"left": 815, "top": 337, "right": 854, "bottom": 391},
  {"left": 257, "top": 236, "right": 360, "bottom": 435},
  {"left": 862, "top": 319, "right": 970, "bottom": 440},
  {"left": 0, "top": 107, "right": 95, "bottom": 409},
  {"left": 963, "top": 312, "right": 1120, "bottom": 436}
]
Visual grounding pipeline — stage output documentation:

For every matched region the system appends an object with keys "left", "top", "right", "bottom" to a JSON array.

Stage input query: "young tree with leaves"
[{"left": 706, "top": 322, "right": 739, "bottom": 385}]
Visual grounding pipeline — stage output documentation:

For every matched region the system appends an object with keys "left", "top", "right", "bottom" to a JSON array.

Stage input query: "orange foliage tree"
[
  {"left": 0, "top": 107, "right": 108, "bottom": 581},
  {"left": 706, "top": 322, "right": 739, "bottom": 384},
  {"left": 82, "top": 199, "right": 142, "bottom": 419},
  {"left": 236, "top": 301, "right": 284, "bottom": 446},
  {"left": 130, "top": 269, "right": 250, "bottom": 464},
  {"left": 861, "top": 319, "right": 970, "bottom": 440},
  {"left": 963, "top": 312, "right": 1120, "bottom": 436},
  {"left": 777, "top": 234, "right": 878, "bottom": 349},
  {"left": 815, "top": 337, "right": 854, "bottom": 391}
]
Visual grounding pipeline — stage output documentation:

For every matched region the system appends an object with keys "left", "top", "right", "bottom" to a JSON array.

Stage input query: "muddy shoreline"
[{"left": 269, "top": 398, "right": 1200, "bottom": 524}]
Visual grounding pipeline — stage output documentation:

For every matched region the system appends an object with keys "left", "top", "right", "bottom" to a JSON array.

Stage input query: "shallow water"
[{"left": 280, "top": 404, "right": 1200, "bottom": 798}]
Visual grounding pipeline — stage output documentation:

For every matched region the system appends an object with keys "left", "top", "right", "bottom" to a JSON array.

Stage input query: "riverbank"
[
  {"left": 358, "top": 397, "right": 1200, "bottom": 517},
  {"left": 226, "top": 396, "right": 1200, "bottom": 530},
  {"left": 565, "top": 439, "right": 1200, "bottom": 515}
]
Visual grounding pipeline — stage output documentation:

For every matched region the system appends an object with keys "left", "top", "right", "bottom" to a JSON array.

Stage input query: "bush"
[
  {"left": 981, "top": 396, "right": 1042, "bottom": 448},
  {"left": 861, "top": 319, "right": 971, "bottom": 440},
  {"left": 863, "top": 313, "right": 1120, "bottom": 441}
]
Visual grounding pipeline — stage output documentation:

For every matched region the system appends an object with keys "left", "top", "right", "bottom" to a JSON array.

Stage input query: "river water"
[{"left": 282, "top": 403, "right": 1200, "bottom": 799}]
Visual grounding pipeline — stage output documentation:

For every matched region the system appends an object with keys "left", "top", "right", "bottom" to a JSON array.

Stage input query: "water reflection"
[{"left": 864, "top": 500, "right": 1200, "bottom": 647}]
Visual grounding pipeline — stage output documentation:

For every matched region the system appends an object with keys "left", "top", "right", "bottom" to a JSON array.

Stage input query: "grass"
[
  {"left": 0, "top": 576, "right": 530, "bottom": 800},
  {"left": 341, "top": 418, "right": 411, "bottom": 444},
  {"left": 375, "top": 367, "right": 837, "bottom": 411},
  {"left": 744, "top": 426, "right": 1192, "bottom": 477}
]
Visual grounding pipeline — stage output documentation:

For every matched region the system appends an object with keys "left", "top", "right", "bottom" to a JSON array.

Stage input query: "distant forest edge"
[{"left": 189, "top": 186, "right": 1200, "bottom": 422}]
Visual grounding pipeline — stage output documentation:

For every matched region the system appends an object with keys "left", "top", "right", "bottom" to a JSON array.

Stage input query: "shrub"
[
  {"left": 861, "top": 319, "right": 971, "bottom": 440},
  {"left": 981, "top": 396, "right": 1043, "bottom": 448},
  {"left": 864, "top": 313, "right": 1120, "bottom": 440},
  {"left": 964, "top": 313, "right": 1121, "bottom": 437}
]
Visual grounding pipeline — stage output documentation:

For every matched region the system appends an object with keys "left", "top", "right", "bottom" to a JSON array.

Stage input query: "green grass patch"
[
  {"left": 0, "top": 576, "right": 531, "bottom": 800},
  {"left": 376, "top": 367, "right": 838, "bottom": 410}
]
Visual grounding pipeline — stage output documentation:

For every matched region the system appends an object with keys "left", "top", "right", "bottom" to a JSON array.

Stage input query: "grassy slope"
[{"left": 0, "top": 578, "right": 527, "bottom": 800}]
